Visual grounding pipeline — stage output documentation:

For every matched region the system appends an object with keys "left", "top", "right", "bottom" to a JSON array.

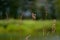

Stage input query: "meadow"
[
  {"left": 0, "top": 19, "right": 60, "bottom": 40},
  {"left": 0, "top": 19, "right": 55, "bottom": 33}
]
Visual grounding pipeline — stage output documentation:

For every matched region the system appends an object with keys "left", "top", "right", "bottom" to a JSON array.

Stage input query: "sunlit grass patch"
[
  {"left": 0, "top": 19, "right": 59, "bottom": 34},
  {"left": 0, "top": 20, "right": 60, "bottom": 40}
]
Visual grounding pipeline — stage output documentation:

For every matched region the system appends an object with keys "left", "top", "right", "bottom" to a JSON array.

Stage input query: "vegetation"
[
  {"left": 0, "top": 19, "right": 59, "bottom": 33},
  {"left": 0, "top": 0, "right": 60, "bottom": 20},
  {"left": 0, "top": 19, "right": 59, "bottom": 40},
  {"left": 0, "top": 0, "right": 60, "bottom": 40}
]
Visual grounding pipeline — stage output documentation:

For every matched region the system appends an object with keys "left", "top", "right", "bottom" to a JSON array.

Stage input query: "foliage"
[
  {"left": 0, "top": 0, "right": 60, "bottom": 19},
  {"left": 0, "top": 20, "right": 56, "bottom": 33}
]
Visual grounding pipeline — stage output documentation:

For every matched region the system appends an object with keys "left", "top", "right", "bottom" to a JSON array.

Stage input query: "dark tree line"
[{"left": 0, "top": 0, "right": 60, "bottom": 20}]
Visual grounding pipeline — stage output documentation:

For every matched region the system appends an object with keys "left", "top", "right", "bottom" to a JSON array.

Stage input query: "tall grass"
[
  {"left": 56, "top": 20, "right": 60, "bottom": 33},
  {"left": 0, "top": 19, "right": 60, "bottom": 40},
  {"left": 0, "top": 19, "right": 59, "bottom": 33},
  {"left": 0, "top": 19, "right": 54, "bottom": 33}
]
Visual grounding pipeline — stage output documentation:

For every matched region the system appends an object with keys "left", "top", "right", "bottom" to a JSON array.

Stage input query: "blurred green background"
[{"left": 0, "top": 0, "right": 60, "bottom": 40}]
